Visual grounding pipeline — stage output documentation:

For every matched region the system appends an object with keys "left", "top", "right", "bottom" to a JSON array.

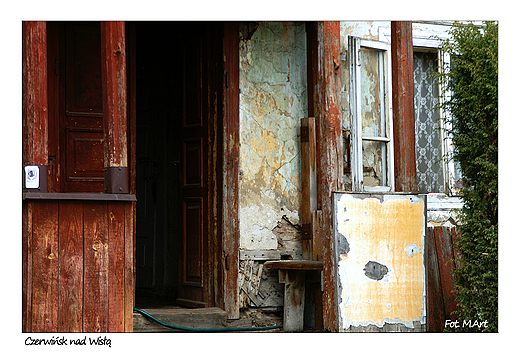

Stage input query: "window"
[
  {"left": 346, "top": 36, "right": 394, "bottom": 192},
  {"left": 413, "top": 49, "right": 462, "bottom": 195},
  {"left": 414, "top": 50, "right": 444, "bottom": 193},
  {"left": 343, "top": 25, "right": 463, "bottom": 196}
]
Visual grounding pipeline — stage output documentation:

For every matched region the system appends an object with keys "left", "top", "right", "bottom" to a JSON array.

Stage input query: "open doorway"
[{"left": 133, "top": 22, "right": 224, "bottom": 309}]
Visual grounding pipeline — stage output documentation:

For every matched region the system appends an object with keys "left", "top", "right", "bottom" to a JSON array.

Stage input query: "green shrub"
[{"left": 438, "top": 21, "right": 498, "bottom": 332}]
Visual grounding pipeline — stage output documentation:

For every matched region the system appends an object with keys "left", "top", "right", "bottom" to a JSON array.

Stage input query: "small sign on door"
[{"left": 24, "top": 165, "right": 40, "bottom": 189}]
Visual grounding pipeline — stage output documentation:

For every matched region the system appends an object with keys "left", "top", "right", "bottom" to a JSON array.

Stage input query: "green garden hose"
[{"left": 133, "top": 307, "right": 282, "bottom": 332}]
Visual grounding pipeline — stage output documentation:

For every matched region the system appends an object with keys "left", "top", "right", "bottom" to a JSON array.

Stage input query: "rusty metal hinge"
[{"left": 301, "top": 222, "right": 312, "bottom": 240}]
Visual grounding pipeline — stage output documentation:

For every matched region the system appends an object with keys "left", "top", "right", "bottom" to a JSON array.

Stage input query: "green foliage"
[{"left": 437, "top": 21, "right": 498, "bottom": 332}]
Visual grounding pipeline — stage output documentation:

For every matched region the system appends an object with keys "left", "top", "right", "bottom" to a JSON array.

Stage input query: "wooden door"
[
  {"left": 58, "top": 22, "right": 105, "bottom": 193},
  {"left": 177, "top": 31, "right": 209, "bottom": 307}
]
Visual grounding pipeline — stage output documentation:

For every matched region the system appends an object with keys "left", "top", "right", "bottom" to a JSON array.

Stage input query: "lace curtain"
[{"left": 414, "top": 52, "right": 444, "bottom": 193}]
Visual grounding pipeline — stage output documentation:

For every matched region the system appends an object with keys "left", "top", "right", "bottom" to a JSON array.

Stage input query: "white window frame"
[{"left": 348, "top": 36, "right": 394, "bottom": 192}]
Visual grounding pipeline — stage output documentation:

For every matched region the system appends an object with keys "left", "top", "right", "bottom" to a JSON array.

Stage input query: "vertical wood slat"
[
  {"left": 58, "top": 201, "right": 84, "bottom": 332},
  {"left": 108, "top": 203, "right": 125, "bottom": 331},
  {"left": 434, "top": 226, "right": 458, "bottom": 321},
  {"left": 100, "top": 21, "right": 128, "bottom": 169},
  {"left": 31, "top": 201, "right": 59, "bottom": 332},
  {"left": 427, "top": 226, "right": 445, "bottom": 332},
  {"left": 22, "top": 202, "right": 33, "bottom": 332},
  {"left": 391, "top": 21, "right": 417, "bottom": 193},
  {"left": 124, "top": 202, "right": 135, "bottom": 332},
  {"left": 22, "top": 21, "right": 48, "bottom": 167},
  {"left": 301, "top": 117, "right": 317, "bottom": 261},
  {"left": 222, "top": 22, "right": 240, "bottom": 320},
  {"left": 427, "top": 225, "right": 460, "bottom": 332},
  {"left": 83, "top": 202, "right": 109, "bottom": 332},
  {"left": 314, "top": 21, "right": 344, "bottom": 332}
]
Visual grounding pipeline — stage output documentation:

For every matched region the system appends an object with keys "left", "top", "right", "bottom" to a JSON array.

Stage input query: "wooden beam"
[
  {"left": 300, "top": 117, "right": 317, "bottom": 260},
  {"left": 280, "top": 270, "right": 306, "bottom": 332},
  {"left": 22, "top": 21, "right": 48, "bottom": 332},
  {"left": 222, "top": 22, "right": 240, "bottom": 320},
  {"left": 391, "top": 21, "right": 418, "bottom": 193},
  {"left": 312, "top": 21, "right": 344, "bottom": 332},
  {"left": 101, "top": 21, "right": 129, "bottom": 193},
  {"left": 23, "top": 21, "right": 49, "bottom": 167}
]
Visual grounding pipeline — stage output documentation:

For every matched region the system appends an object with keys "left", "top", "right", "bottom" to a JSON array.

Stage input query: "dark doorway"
[{"left": 133, "top": 22, "right": 223, "bottom": 309}]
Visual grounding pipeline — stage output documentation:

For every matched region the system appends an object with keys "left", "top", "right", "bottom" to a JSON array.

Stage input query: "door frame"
[{"left": 127, "top": 22, "right": 240, "bottom": 318}]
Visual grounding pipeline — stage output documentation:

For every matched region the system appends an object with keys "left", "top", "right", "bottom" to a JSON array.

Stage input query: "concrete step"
[{"left": 133, "top": 307, "right": 229, "bottom": 332}]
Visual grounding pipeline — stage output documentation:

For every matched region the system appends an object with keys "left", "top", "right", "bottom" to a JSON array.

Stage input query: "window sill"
[{"left": 22, "top": 192, "right": 136, "bottom": 202}]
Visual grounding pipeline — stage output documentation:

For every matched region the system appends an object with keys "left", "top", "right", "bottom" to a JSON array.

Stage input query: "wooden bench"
[{"left": 263, "top": 260, "right": 323, "bottom": 332}]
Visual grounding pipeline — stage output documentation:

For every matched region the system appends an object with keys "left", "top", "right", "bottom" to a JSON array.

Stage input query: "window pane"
[
  {"left": 413, "top": 52, "right": 444, "bottom": 193},
  {"left": 362, "top": 140, "right": 386, "bottom": 187},
  {"left": 359, "top": 47, "right": 385, "bottom": 138}
]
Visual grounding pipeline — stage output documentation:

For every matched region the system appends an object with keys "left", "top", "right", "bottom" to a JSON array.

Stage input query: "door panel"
[
  {"left": 177, "top": 32, "right": 208, "bottom": 307},
  {"left": 59, "top": 22, "right": 104, "bottom": 193},
  {"left": 183, "top": 198, "right": 203, "bottom": 287},
  {"left": 183, "top": 138, "right": 203, "bottom": 187}
]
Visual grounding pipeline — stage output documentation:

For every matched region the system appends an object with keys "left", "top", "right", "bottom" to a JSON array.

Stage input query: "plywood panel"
[{"left": 58, "top": 201, "right": 84, "bottom": 332}]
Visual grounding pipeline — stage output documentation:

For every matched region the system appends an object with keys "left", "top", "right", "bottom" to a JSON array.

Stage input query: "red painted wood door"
[
  {"left": 58, "top": 22, "right": 105, "bottom": 193},
  {"left": 177, "top": 31, "right": 209, "bottom": 307}
]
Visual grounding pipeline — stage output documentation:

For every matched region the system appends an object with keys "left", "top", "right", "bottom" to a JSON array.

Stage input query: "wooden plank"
[
  {"left": 391, "top": 21, "right": 417, "bottom": 192},
  {"left": 108, "top": 203, "right": 125, "bottom": 332},
  {"left": 239, "top": 250, "right": 281, "bottom": 261},
  {"left": 83, "top": 202, "right": 109, "bottom": 332},
  {"left": 313, "top": 21, "right": 343, "bottom": 332},
  {"left": 31, "top": 201, "right": 59, "bottom": 332},
  {"left": 22, "top": 21, "right": 48, "bottom": 167},
  {"left": 23, "top": 192, "right": 136, "bottom": 201},
  {"left": 22, "top": 202, "right": 33, "bottom": 332},
  {"left": 58, "top": 201, "right": 84, "bottom": 332},
  {"left": 222, "top": 22, "right": 240, "bottom": 320},
  {"left": 124, "top": 202, "right": 135, "bottom": 332},
  {"left": 101, "top": 21, "right": 128, "bottom": 169},
  {"left": 126, "top": 22, "right": 137, "bottom": 196},
  {"left": 281, "top": 270, "right": 306, "bottom": 332},
  {"left": 427, "top": 226, "right": 445, "bottom": 332},
  {"left": 435, "top": 226, "right": 458, "bottom": 321},
  {"left": 264, "top": 260, "right": 323, "bottom": 271},
  {"left": 301, "top": 117, "right": 317, "bottom": 260}
]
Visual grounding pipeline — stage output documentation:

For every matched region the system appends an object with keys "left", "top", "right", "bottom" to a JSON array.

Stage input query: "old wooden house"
[{"left": 22, "top": 20, "right": 462, "bottom": 333}]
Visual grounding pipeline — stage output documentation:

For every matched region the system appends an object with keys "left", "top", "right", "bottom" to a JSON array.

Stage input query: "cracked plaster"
[{"left": 239, "top": 22, "right": 307, "bottom": 250}]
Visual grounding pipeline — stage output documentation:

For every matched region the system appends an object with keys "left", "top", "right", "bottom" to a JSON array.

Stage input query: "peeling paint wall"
[
  {"left": 239, "top": 22, "right": 307, "bottom": 251},
  {"left": 334, "top": 193, "right": 427, "bottom": 331}
]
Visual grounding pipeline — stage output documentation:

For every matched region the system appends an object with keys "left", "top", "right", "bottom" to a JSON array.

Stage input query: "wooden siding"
[
  {"left": 427, "top": 224, "right": 459, "bottom": 332},
  {"left": 22, "top": 199, "right": 134, "bottom": 332}
]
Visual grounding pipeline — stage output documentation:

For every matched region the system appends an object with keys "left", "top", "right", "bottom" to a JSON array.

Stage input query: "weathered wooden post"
[
  {"left": 101, "top": 21, "right": 129, "bottom": 194},
  {"left": 391, "top": 21, "right": 418, "bottom": 193}
]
